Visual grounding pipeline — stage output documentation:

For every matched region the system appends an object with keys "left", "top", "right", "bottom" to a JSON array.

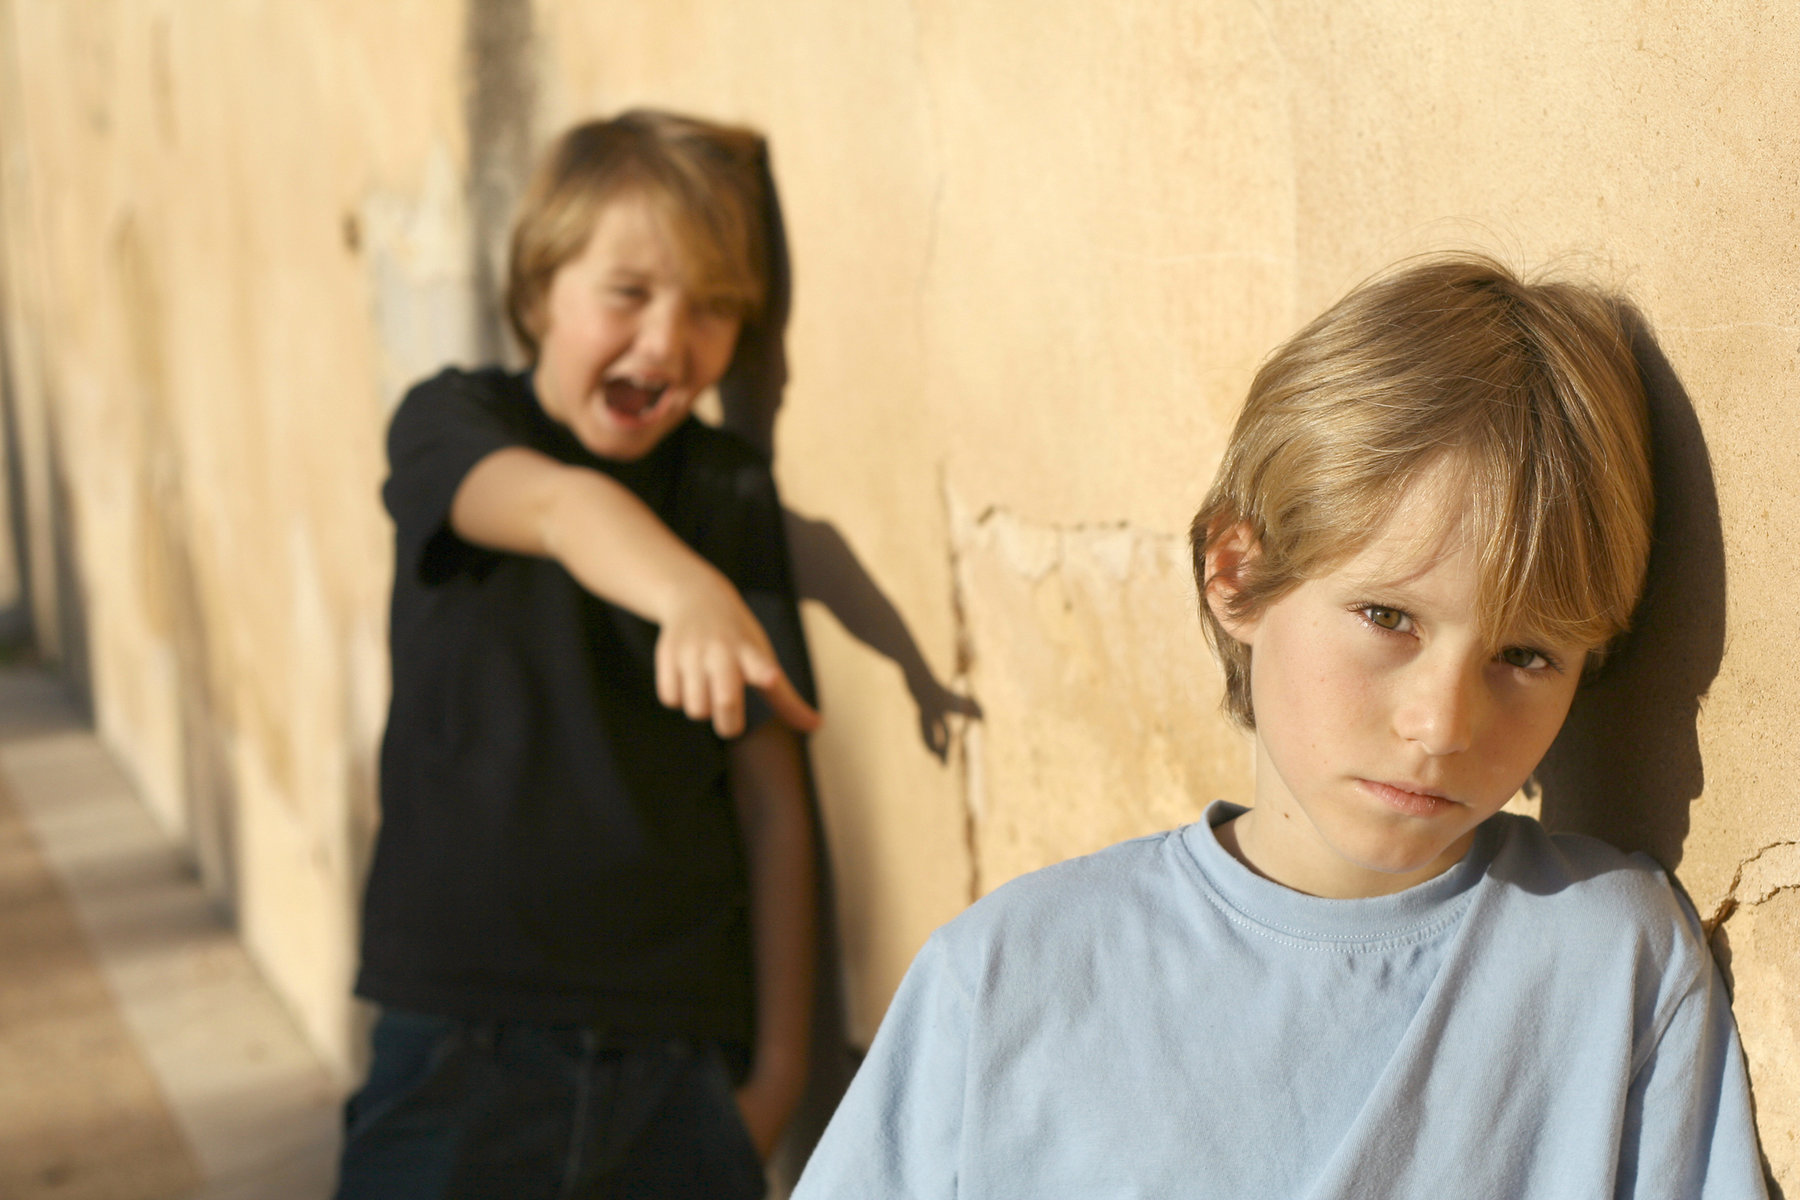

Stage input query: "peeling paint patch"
[
  {"left": 953, "top": 499, "right": 1182, "bottom": 589},
  {"left": 944, "top": 483, "right": 1248, "bottom": 894}
]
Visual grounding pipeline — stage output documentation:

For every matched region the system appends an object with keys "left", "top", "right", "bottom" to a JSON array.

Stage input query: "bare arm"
[
  {"left": 727, "top": 721, "right": 817, "bottom": 1159},
  {"left": 450, "top": 446, "right": 819, "bottom": 736}
]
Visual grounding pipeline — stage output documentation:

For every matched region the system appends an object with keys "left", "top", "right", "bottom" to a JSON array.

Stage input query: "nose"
[
  {"left": 1393, "top": 654, "right": 1478, "bottom": 757},
  {"left": 634, "top": 298, "right": 689, "bottom": 368}
]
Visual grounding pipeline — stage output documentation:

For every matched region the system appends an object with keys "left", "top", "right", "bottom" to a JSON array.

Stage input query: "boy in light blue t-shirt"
[{"left": 794, "top": 256, "right": 1769, "bottom": 1198}]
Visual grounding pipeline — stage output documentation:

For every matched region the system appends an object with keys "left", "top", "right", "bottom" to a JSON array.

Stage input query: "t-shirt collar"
[{"left": 1180, "top": 799, "right": 1496, "bottom": 946}]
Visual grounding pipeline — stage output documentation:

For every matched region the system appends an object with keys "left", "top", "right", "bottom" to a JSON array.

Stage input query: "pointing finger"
[
  {"left": 760, "top": 670, "right": 821, "bottom": 733},
  {"left": 738, "top": 642, "right": 822, "bottom": 733}
]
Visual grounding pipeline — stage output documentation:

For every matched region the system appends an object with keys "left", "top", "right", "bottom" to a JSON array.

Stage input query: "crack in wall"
[
  {"left": 965, "top": 500, "right": 1181, "bottom": 539},
  {"left": 942, "top": 466, "right": 981, "bottom": 904},
  {"left": 1703, "top": 839, "right": 1800, "bottom": 936},
  {"left": 967, "top": 501, "right": 1167, "bottom": 538}
]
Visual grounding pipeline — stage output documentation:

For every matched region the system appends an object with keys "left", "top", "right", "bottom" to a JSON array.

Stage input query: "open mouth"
[{"left": 603, "top": 377, "right": 668, "bottom": 418}]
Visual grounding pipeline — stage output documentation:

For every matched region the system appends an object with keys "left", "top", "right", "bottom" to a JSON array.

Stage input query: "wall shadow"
[
  {"left": 1533, "top": 311, "right": 1726, "bottom": 871},
  {"left": 717, "top": 146, "right": 980, "bottom": 760},
  {"left": 720, "top": 143, "right": 983, "bottom": 1183},
  {"left": 784, "top": 511, "right": 983, "bottom": 762},
  {"left": 716, "top": 121, "right": 793, "bottom": 463}
]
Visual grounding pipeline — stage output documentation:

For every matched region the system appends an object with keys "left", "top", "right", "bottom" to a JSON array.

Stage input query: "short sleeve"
[
  {"left": 1616, "top": 906, "right": 1771, "bottom": 1199},
  {"left": 382, "top": 370, "right": 525, "bottom": 586},
  {"left": 791, "top": 933, "right": 970, "bottom": 1199}
]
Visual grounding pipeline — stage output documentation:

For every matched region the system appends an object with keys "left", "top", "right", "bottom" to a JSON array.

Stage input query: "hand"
[
  {"left": 907, "top": 672, "right": 984, "bottom": 762},
  {"left": 654, "top": 571, "right": 822, "bottom": 738}
]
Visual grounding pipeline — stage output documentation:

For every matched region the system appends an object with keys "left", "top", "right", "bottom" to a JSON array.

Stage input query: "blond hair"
[
  {"left": 1191, "top": 254, "right": 1654, "bottom": 728},
  {"left": 505, "top": 109, "right": 770, "bottom": 360}
]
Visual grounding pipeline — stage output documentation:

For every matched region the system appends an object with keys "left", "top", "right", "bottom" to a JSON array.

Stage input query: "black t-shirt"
[{"left": 356, "top": 366, "right": 812, "bottom": 1043}]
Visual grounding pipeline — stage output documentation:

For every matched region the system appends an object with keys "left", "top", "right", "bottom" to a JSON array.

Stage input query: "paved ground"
[{"left": 0, "top": 669, "right": 342, "bottom": 1200}]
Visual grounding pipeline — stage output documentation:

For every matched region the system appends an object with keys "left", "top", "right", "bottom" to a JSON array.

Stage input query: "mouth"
[
  {"left": 602, "top": 376, "right": 670, "bottom": 419},
  {"left": 1361, "top": 779, "right": 1457, "bottom": 818}
]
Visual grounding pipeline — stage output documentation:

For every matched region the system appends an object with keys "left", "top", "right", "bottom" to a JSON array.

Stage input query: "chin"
[{"left": 575, "top": 416, "right": 667, "bottom": 462}]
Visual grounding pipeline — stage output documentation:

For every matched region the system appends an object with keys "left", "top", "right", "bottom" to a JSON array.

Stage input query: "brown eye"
[
  {"left": 1365, "top": 606, "right": 1405, "bottom": 631},
  {"left": 1499, "top": 646, "right": 1548, "bottom": 670}
]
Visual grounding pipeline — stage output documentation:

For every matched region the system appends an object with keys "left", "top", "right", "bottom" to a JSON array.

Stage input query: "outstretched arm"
[
  {"left": 727, "top": 721, "right": 817, "bottom": 1158},
  {"left": 450, "top": 446, "right": 819, "bottom": 736}
]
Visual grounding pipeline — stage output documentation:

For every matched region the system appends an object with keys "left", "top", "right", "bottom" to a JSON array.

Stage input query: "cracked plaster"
[
  {"left": 1709, "top": 841, "right": 1800, "bottom": 933},
  {"left": 946, "top": 491, "right": 1249, "bottom": 896},
  {"left": 1715, "top": 885, "right": 1800, "bottom": 1192}
]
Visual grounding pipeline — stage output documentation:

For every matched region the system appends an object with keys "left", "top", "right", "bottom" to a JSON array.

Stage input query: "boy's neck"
[{"left": 1217, "top": 806, "right": 1477, "bottom": 900}]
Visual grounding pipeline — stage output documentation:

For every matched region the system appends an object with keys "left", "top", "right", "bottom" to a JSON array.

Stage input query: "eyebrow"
[{"left": 1331, "top": 563, "right": 1447, "bottom": 598}]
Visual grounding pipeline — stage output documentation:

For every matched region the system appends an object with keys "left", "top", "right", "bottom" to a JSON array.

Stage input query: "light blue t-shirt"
[{"left": 795, "top": 804, "right": 1768, "bottom": 1199}]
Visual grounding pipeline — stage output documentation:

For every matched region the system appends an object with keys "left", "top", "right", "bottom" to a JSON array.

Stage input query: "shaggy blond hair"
[
  {"left": 505, "top": 109, "right": 769, "bottom": 360},
  {"left": 1191, "top": 254, "right": 1654, "bottom": 728}
]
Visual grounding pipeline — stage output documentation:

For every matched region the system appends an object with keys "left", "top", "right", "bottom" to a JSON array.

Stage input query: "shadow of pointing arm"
[{"left": 783, "top": 510, "right": 982, "bottom": 761}]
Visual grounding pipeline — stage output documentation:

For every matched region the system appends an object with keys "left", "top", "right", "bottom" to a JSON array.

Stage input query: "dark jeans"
[{"left": 333, "top": 1010, "right": 765, "bottom": 1200}]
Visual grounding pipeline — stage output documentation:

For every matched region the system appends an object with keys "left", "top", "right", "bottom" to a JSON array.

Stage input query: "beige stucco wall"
[
  {"left": 0, "top": 0, "right": 1793, "bottom": 1185},
  {"left": 0, "top": 0, "right": 468, "bottom": 1076}
]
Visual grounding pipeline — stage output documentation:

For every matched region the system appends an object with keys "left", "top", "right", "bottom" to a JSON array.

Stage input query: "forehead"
[
  {"left": 569, "top": 193, "right": 682, "bottom": 271},
  {"left": 1332, "top": 500, "right": 1468, "bottom": 611},
  {"left": 567, "top": 187, "right": 748, "bottom": 305},
  {"left": 1327, "top": 467, "right": 1475, "bottom": 594}
]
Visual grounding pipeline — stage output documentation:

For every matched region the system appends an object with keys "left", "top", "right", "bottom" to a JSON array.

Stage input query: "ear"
[{"left": 1204, "top": 521, "right": 1263, "bottom": 645}]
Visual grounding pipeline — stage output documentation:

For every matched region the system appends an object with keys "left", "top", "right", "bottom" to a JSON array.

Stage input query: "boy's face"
[
  {"left": 1209, "top": 463, "right": 1591, "bottom": 898},
  {"left": 532, "top": 193, "right": 743, "bottom": 462}
]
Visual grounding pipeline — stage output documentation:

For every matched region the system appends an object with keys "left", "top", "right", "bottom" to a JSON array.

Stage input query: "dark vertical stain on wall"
[{"left": 464, "top": 0, "right": 536, "bottom": 364}]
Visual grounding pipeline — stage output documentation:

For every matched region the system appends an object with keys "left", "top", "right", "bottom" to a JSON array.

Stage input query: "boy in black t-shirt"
[{"left": 336, "top": 111, "right": 818, "bottom": 1199}]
